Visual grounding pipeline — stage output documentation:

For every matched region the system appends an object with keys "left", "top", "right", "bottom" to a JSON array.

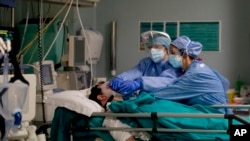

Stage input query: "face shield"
[
  {"left": 141, "top": 31, "right": 171, "bottom": 42},
  {"left": 140, "top": 31, "right": 171, "bottom": 57}
]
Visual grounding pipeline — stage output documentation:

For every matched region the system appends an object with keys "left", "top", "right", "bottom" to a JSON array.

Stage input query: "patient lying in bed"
[
  {"left": 89, "top": 81, "right": 151, "bottom": 141},
  {"left": 48, "top": 80, "right": 250, "bottom": 141},
  {"left": 88, "top": 81, "right": 239, "bottom": 141}
]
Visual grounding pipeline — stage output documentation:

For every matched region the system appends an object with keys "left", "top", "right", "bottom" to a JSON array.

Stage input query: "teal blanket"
[
  {"left": 50, "top": 92, "right": 249, "bottom": 141},
  {"left": 50, "top": 107, "right": 114, "bottom": 141},
  {"left": 109, "top": 93, "right": 248, "bottom": 141}
]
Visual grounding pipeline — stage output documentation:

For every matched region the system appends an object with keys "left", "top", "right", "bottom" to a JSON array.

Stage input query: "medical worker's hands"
[
  {"left": 118, "top": 79, "right": 141, "bottom": 94},
  {"left": 109, "top": 77, "right": 124, "bottom": 91}
]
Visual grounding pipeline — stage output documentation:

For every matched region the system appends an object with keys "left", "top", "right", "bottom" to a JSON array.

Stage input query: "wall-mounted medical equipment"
[
  {"left": 68, "top": 36, "right": 86, "bottom": 67},
  {"left": 33, "top": 60, "right": 57, "bottom": 91},
  {"left": 67, "top": 29, "right": 103, "bottom": 67}
]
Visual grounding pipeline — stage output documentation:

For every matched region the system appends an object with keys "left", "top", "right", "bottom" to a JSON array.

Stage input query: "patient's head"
[{"left": 89, "top": 81, "right": 114, "bottom": 108}]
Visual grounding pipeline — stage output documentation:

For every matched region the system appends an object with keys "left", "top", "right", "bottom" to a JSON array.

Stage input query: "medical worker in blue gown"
[
  {"left": 155, "top": 36, "right": 232, "bottom": 114},
  {"left": 109, "top": 31, "right": 182, "bottom": 97}
]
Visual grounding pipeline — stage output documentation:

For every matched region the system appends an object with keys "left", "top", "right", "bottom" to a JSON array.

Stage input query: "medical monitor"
[
  {"left": 33, "top": 60, "right": 57, "bottom": 90},
  {"left": 0, "top": 74, "right": 36, "bottom": 122},
  {"left": 68, "top": 36, "right": 86, "bottom": 67},
  {"left": 67, "top": 30, "right": 103, "bottom": 67}
]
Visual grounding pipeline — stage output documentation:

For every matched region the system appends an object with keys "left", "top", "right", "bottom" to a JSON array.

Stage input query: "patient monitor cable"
[
  {"left": 42, "top": 0, "right": 73, "bottom": 61},
  {"left": 17, "top": 0, "right": 69, "bottom": 61},
  {"left": 20, "top": 1, "right": 30, "bottom": 52},
  {"left": 37, "top": 0, "right": 47, "bottom": 123}
]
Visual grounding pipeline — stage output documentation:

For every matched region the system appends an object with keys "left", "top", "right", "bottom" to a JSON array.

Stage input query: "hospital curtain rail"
[{"left": 68, "top": 112, "right": 250, "bottom": 141}]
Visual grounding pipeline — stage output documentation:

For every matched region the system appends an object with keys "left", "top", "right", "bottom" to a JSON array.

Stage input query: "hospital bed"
[
  {"left": 67, "top": 111, "right": 250, "bottom": 141},
  {"left": 42, "top": 90, "right": 250, "bottom": 141}
]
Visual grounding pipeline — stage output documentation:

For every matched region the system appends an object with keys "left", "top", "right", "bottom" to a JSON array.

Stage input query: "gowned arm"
[
  {"left": 141, "top": 76, "right": 177, "bottom": 92},
  {"left": 115, "top": 66, "right": 143, "bottom": 81},
  {"left": 141, "top": 69, "right": 179, "bottom": 92},
  {"left": 154, "top": 73, "right": 221, "bottom": 100}
]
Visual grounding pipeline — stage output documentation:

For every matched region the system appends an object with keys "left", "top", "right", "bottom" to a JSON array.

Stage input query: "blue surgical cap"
[
  {"left": 171, "top": 36, "right": 202, "bottom": 58},
  {"left": 186, "top": 41, "right": 203, "bottom": 58},
  {"left": 171, "top": 36, "right": 191, "bottom": 50},
  {"left": 148, "top": 35, "right": 171, "bottom": 49}
]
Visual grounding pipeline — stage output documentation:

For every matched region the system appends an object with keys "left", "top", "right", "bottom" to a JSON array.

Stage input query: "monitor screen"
[
  {"left": 34, "top": 60, "right": 57, "bottom": 90},
  {"left": 41, "top": 64, "right": 53, "bottom": 85}
]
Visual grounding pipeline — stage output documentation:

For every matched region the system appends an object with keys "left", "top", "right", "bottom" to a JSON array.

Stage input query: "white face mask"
[
  {"left": 168, "top": 54, "right": 182, "bottom": 68},
  {"left": 150, "top": 48, "right": 164, "bottom": 63}
]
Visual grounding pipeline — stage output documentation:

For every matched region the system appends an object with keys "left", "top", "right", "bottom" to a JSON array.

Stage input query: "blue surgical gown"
[
  {"left": 154, "top": 60, "right": 231, "bottom": 114},
  {"left": 115, "top": 57, "right": 182, "bottom": 92}
]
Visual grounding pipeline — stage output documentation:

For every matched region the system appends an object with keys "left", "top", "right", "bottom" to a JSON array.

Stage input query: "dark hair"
[{"left": 89, "top": 81, "right": 105, "bottom": 106}]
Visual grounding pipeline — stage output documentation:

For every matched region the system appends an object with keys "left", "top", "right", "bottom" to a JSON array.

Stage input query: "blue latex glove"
[
  {"left": 118, "top": 79, "right": 141, "bottom": 95},
  {"left": 109, "top": 77, "right": 124, "bottom": 91}
]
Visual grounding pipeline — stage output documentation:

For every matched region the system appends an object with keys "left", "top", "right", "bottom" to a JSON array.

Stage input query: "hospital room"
[{"left": 1, "top": 0, "right": 250, "bottom": 141}]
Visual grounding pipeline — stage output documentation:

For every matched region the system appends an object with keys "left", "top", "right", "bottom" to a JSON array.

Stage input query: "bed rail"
[{"left": 69, "top": 112, "right": 250, "bottom": 141}]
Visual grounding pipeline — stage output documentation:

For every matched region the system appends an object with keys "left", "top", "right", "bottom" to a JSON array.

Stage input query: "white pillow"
[{"left": 44, "top": 89, "right": 104, "bottom": 117}]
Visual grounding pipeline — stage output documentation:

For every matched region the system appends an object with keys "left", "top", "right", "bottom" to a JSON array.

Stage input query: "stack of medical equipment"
[
  {"left": 33, "top": 60, "right": 58, "bottom": 122},
  {"left": 59, "top": 28, "right": 103, "bottom": 90}
]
